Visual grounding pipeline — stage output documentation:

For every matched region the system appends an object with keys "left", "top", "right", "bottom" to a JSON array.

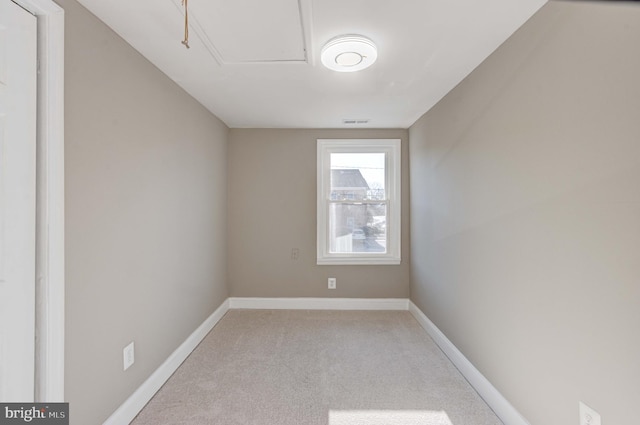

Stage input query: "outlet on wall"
[
  {"left": 123, "top": 342, "right": 135, "bottom": 371},
  {"left": 328, "top": 278, "right": 336, "bottom": 289},
  {"left": 579, "top": 402, "right": 601, "bottom": 425}
]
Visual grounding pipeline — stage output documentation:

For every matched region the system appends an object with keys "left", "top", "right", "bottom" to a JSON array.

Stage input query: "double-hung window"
[{"left": 317, "top": 139, "right": 401, "bottom": 265}]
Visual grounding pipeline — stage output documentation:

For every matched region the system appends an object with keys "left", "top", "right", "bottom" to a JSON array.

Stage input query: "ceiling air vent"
[{"left": 342, "top": 119, "right": 370, "bottom": 125}]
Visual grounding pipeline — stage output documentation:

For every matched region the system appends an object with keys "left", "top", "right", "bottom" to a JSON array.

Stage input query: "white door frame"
[{"left": 14, "top": 0, "right": 65, "bottom": 402}]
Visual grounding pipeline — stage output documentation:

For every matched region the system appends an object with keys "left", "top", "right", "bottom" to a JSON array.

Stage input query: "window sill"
[{"left": 317, "top": 257, "right": 401, "bottom": 266}]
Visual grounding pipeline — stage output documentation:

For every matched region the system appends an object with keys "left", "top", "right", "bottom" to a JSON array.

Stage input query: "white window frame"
[{"left": 317, "top": 139, "right": 401, "bottom": 265}]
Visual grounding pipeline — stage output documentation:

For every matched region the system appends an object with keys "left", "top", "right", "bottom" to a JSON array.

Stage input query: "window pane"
[
  {"left": 328, "top": 203, "right": 387, "bottom": 253},
  {"left": 317, "top": 139, "right": 400, "bottom": 265},
  {"left": 330, "top": 153, "right": 385, "bottom": 201}
]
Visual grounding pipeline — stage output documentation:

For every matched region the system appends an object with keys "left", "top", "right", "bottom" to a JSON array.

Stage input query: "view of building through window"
[{"left": 329, "top": 153, "right": 387, "bottom": 253}]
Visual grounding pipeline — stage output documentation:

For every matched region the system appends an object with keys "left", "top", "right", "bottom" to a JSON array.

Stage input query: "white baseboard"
[
  {"left": 228, "top": 297, "right": 410, "bottom": 311},
  {"left": 103, "top": 299, "right": 230, "bottom": 425},
  {"left": 105, "top": 298, "right": 526, "bottom": 425},
  {"left": 408, "top": 301, "right": 530, "bottom": 425}
]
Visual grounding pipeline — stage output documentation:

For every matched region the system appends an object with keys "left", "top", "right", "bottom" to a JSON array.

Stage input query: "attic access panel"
[{"left": 178, "top": 0, "right": 309, "bottom": 64}]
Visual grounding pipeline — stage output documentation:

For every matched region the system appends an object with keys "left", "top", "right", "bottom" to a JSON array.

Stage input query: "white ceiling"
[{"left": 75, "top": 0, "right": 547, "bottom": 129}]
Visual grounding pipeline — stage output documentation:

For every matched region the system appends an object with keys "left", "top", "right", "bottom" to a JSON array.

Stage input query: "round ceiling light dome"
[{"left": 321, "top": 35, "right": 378, "bottom": 72}]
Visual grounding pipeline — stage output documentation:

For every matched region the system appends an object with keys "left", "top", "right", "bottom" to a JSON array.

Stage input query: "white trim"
[
  {"left": 103, "top": 299, "right": 230, "bottom": 425},
  {"left": 107, "top": 298, "right": 528, "bottom": 424},
  {"left": 12, "top": 0, "right": 65, "bottom": 403},
  {"left": 228, "top": 297, "right": 409, "bottom": 311},
  {"left": 316, "top": 257, "right": 401, "bottom": 266},
  {"left": 408, "top": 302, "right": 531, "bottom": 425},
  {"left": 317, "top": 139, "right": 401, "bottom": 266}
]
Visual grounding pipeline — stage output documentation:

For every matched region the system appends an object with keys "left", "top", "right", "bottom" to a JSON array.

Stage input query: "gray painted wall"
[
  {"left": 228, "top": 129, "right": 410, "bottom": 298},
  {"left": 61, "top": 0, "right": 229, "bottom": 423},
  {"left": 409, "top": 2, "right": 640, "bottom": 424}
]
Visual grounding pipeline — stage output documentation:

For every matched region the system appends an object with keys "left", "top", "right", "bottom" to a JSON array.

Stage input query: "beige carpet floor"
[{"left": 131, "top": 310, "right": 503, "bottom": 425}]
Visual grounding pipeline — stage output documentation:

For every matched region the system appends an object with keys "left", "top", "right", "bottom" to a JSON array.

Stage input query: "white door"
[{"left": 0, "top": 0, "right": 37, "bottom": 401}]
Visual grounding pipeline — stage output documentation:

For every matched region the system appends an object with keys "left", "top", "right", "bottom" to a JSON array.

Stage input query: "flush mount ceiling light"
[{"left": 321, "top": 35, "right": 378, "bottom": 72}]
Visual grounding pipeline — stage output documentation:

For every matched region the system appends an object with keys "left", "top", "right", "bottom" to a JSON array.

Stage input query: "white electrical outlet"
[
  {"left": 123, "top": 342, "right": 135, "bottom": 371},
  {"left": 328, "top": 278, "right": 337, "bottom": 289},
  {"left": 579, "top": 402, "right": 601, "bottom": 425}
]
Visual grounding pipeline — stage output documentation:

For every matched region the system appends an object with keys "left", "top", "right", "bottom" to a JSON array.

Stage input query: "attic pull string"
[{"left": 181, "top": 0, "right": 190, "bottom": 49}]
